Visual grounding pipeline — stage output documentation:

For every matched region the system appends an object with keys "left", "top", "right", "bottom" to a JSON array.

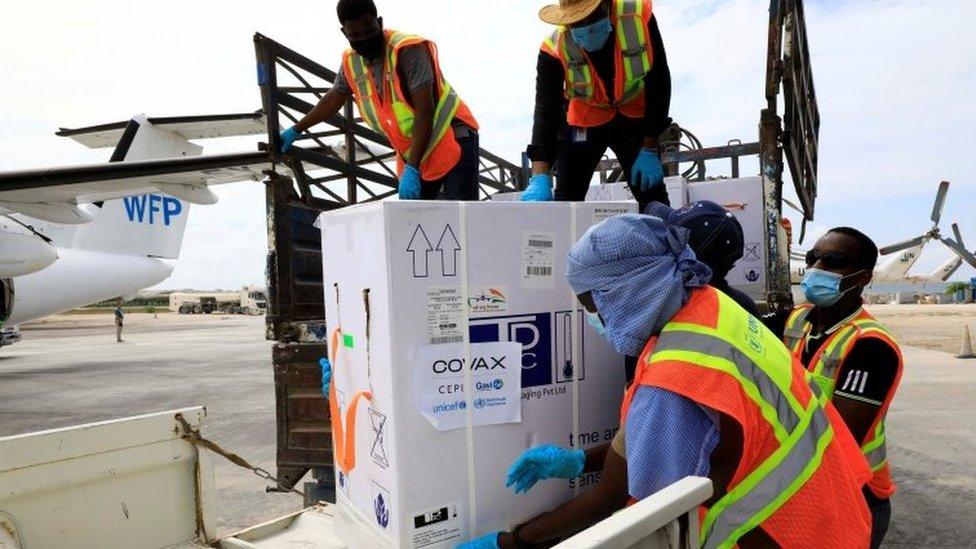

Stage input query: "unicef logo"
[
  {"left": 746, "top": 269, "right": 760, "bottom": 282},
  {"left": 474, "top": 398, "right": 486, "bottom": 410},
  {"left": 492, "top": 378, "right": 504, "bottom": 390}
]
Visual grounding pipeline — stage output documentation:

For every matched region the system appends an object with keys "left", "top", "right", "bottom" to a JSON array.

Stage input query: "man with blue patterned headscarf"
[
  {"left": 461, "top": 214, "right": 873, "bottom": 549},
  {"left": 459, "top": 214, "right": 718, "bottom": 548}
]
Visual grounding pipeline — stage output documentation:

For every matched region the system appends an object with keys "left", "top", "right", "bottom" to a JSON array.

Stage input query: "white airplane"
[
  {"left": 0, "top": 111, "right": 276, "bottom": 342},
  {"left": 789, "top": 181, "right": 976, "bottom": 285}
]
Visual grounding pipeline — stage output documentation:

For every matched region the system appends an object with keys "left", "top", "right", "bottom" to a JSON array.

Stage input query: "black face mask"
[{"left": 350, "top": 30, "right": 385, "bottom": 60}]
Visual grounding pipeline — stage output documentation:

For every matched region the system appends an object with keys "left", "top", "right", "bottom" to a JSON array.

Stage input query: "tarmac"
[{"left": 1, "top": 312, "right": 974, "bottom": 546}]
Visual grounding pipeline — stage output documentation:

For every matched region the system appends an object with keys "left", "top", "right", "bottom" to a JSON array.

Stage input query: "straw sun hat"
[{"left": 538, "top": 0, "right": 605, "bottom": 26}]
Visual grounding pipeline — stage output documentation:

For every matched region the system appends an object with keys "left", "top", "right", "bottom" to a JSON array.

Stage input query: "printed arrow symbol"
[
  {"left": 436, "top": 224, "right": 461, "bottom": 277},
  {"left": 407, "top": 225, "right": 433, "bottom": 277}
]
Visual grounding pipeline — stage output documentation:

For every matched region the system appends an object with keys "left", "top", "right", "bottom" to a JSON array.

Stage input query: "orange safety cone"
[{"left": 957, "top": 326, "right": 976, "bottom": 359}]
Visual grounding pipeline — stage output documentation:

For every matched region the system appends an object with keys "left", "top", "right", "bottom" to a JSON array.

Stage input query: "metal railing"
[
  {"left": 253, "top": 33, "right": 525, "bottom": 209},
  {"left": 595, "top": 124, "right": 762, "bottom": 183}
]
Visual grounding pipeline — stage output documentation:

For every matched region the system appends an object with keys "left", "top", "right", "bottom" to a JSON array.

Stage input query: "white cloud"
[{"left": 1, "top": 0, "right": 974, "bottom": 286}]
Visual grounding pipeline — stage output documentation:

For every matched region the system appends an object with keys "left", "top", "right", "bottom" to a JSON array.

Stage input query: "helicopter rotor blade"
[
  {"left": 880, "top": 235, "right": 927, "bottom": 256},
  {"left": 931, "top": 180, "right": 950, "bottom": 226}
]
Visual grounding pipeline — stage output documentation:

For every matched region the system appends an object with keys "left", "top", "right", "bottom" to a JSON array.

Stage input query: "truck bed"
[{"left": 0, "top": 407, "right": 710, "bottom": 549}]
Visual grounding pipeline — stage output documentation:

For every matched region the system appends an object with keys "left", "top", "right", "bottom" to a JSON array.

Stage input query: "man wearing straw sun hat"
[{"left": 521, "top": 0, "right": 672, "bottom": 212}]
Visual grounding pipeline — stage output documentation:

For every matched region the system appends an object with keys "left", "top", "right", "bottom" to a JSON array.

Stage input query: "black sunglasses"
[{"left": 805, "top": 249, "right": 856, "bottom": 269}]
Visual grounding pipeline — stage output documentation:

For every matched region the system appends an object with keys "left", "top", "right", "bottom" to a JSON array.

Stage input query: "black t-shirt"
[
  {"left": 764, "top": 309, "right": 899, "bottom": 407},
  {"left": 815, "top": 338, "right": 899, "bottom": 407},
  {"left": 803, "top": 326, "right": 898, "bottom": 406}
]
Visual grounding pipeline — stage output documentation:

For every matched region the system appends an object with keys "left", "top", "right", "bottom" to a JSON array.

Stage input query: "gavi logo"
[{"left": 123, "top": 194, "right": 183, "bottom": 226}]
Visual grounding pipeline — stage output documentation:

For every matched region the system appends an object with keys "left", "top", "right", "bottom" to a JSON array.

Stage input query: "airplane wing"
[
  {"left": 56, "top": 110, "right": 267, "bottom": 149},
  {"left": 0, "top": 151, "right": 274, "bottom": 223},
  {"left": 0, "top": 110, "right": 281, "bottom": 224}
]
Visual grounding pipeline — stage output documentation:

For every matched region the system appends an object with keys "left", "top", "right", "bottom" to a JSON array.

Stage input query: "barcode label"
[
  {"left": 430, "top": 336, "right": 464, "bottom": 345},
  {"left": 521, "top": 231, "right": 556, "bottom": 289},
  {"left": 427, "top": 287, "right": 463, "bottom": 346}
]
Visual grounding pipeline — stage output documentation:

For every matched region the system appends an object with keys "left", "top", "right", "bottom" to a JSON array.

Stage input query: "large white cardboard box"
[
  {"left": 686, "top": 177, "right": 767, "bottom": 302},
  {"left": 583, "top": 176, "right": 767, "bottom": 302},
  {"left": 320, "top": 201, "right": 635, "bottom": 548}
]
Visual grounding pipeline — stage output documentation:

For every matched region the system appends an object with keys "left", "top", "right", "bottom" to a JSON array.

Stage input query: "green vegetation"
[{"left": 944, "top": 281, "right": 972, "bottom": 295}]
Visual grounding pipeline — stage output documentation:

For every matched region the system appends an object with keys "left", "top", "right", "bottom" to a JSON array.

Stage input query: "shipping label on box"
[{"left": 320, "top": 201, "right": 635, "bottom": 548}]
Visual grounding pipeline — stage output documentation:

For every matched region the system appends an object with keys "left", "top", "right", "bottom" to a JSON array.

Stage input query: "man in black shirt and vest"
[
  {"left": 765, "top": 227, "right": 903, "bottom": 549},
  {"left": 522, "top": 0, "right": 672, "bottom": 211}
]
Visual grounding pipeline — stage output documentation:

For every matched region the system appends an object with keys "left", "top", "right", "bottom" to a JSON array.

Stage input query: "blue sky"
[{"left": 0, "top": 0, "right": 973, "bottom": 288}]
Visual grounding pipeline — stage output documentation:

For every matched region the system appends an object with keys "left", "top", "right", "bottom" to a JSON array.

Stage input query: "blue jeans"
[{"left": 419, "top": 130, "right": 480, "bottom": 201}]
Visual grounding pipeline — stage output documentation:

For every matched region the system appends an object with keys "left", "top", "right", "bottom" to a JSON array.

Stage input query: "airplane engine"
[
  {"left": 0, "top": 220, "right": 58, "bottom": 278},
  {"left": 0, "top": 278, "right": 13, "bottom": 326}
]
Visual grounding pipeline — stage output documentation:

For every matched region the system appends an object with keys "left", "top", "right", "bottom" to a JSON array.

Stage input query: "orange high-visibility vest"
[
  {"left": 342, "top": 30, "right": 479, "bottom": 181},
  {"left": 783, "top": 304, "right": 904, "bottom": 499},
  {"left": 540, "top": 0, "right": 654, "bottom": 128},
  {"left": 621, "top": 286, "right": 873, "bottom": 548}
]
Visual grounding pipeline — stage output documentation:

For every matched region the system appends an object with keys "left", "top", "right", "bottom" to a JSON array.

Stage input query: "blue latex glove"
[
  {"left": 505, "top": 444, "right": 585, "bottom": 494},
  {"left": 279, "top": 126, "right": 300, "bottom": 153},
  {"left": 319, "top": 358, "right": 332, "bottom": 396},
  {"left": 399, "top": 165, "right": 422, "bottom": 200},
  {"left": 631, "top": 148, "right": 664, "bottom": 191},
  {"left": 455, "top": 532, "right": 501, "bottom": 549},
  {"left": 520, "top": 173, "right": 554, "bottom": 202}
]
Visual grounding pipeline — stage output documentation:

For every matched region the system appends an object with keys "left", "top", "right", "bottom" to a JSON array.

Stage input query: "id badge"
[{"left": 572, "top": 127, "right": 588, "bottom": 143}]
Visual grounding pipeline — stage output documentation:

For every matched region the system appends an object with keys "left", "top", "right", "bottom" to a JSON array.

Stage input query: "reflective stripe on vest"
[
  {"left": 543, "top": 0, "right": 651, "bottom": 108},
  {"left": 648, "top": 291, "right": 836, "bottom": 549},
  {"left": 653, "top": 329, "right": 801, "bottom": 442},
  {"left": 420, "top": 81, "right": 461, "bottom": 164},
  {"left": 547, "top": 29, "right": 597, "bottom": 103},
  {"left": 782, "top": 305, "right": 811, "bottom": 352},
  {"left": 615, "top": 0, "right": 652, "bottom": 104},
  {"left": 347, "top": 54, "right": 384, "bottom": 135},
  {"left": 703, "top": 381, "right": 834, "bottom": 549},
  {"left": 862, "top": 420, "right": 888, "bottom": 471},
  {"left": 345, "top": 31, "right": 463, "bottom": 166},
  {"left": 810, "top": 324, "right": 859, "bottom": 395}
]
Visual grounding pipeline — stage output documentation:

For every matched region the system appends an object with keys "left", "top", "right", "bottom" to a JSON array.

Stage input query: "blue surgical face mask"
[
  {"left": 570, "top": 17, "right": 612, "bottom": 52},
  {"left": 585, "top": 310, "right": 607, "bottom": 336},
  {"left": 801, "top": 268, "right": 864, "bottom": 307}
]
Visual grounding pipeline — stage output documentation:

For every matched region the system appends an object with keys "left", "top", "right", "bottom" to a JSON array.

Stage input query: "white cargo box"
[
  {"left": 687, "top": 177, "right": 767, "bottom": 302},
  {"left": 584, "top": 176, "right": 767, "bottom": 303},
  {"left": 320, "top": 201, "right": 635, "bottom": 548}
]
